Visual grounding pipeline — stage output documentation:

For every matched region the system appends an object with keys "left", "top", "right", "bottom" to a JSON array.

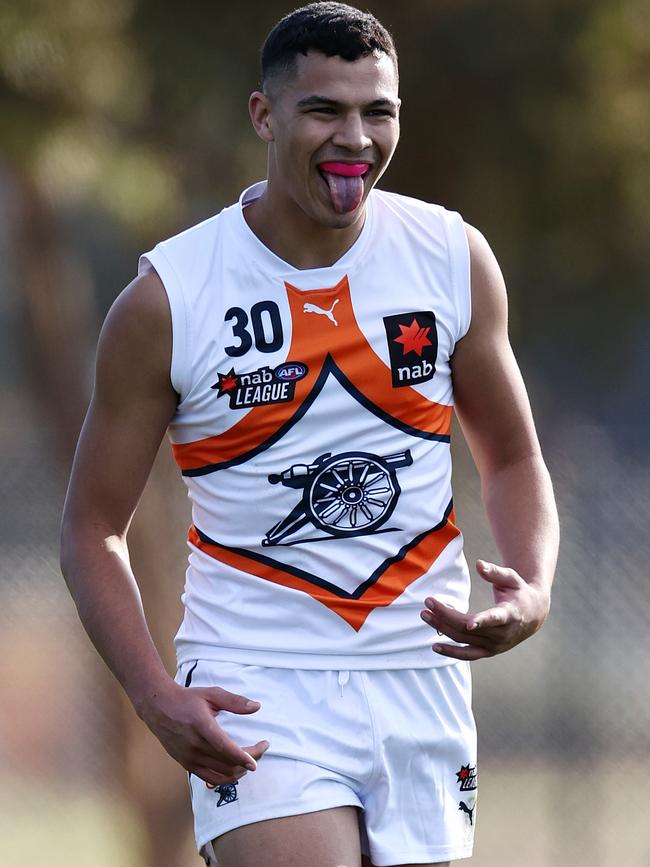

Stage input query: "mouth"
[{"left": 317, "top": 161, "right": 372, "bottom": 214}]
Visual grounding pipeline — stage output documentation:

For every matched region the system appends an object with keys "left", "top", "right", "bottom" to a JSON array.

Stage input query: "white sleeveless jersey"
[{"left": 139, "top": 181, "right": 472, "bottom": 669}]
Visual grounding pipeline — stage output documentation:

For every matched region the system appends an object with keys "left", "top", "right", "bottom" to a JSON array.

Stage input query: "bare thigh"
[
  {"left": 361, "top": 859, "right": 450, "bottom": 867},
  {"left": 213, "top": 806, "right": 362, "bottom": 867}
]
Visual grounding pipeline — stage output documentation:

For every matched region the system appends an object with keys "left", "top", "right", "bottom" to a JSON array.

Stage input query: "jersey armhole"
[
  {"left": 138, "top": 246, "right": 191, "bottom": 403},
  {"left": 442, "top": 210, "right": 472, "bottom": 342}
]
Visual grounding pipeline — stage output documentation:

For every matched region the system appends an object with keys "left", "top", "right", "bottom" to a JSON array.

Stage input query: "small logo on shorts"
[
  {"left": 456, "top": 764, "right": 477, "bottom": 792},
  {"left": 215, "top": 781, "right": 239, "bottom": 807},
  {"left": 458, "top": 799, "right": 476, "bottom": 826}
]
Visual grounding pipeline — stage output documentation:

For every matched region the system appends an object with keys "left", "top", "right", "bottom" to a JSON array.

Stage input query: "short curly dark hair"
[{"left": 261, "top": 3, "right": 397, "bottom": 91}]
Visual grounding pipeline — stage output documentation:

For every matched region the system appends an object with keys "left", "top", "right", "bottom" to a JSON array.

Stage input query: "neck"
[{"left": 243, "top": 182, "right": 366, "bottom": 270}]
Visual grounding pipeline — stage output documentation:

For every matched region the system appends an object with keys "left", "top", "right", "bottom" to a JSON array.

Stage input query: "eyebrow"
[{"left": 296, "top": 95, "right": 398, "bottom": 110}]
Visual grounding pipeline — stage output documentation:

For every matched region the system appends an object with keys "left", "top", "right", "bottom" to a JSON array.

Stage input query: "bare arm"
[
  {"left": 421, "top": 225, "right": 559, "bottom": 659},
  {"left": 61, "top": 269, "right": 268, "bottom": 781}
]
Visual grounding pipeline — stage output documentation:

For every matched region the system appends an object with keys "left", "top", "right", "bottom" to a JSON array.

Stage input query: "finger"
[
  {"left": 189, "top": 751, "right": 252, "bottom": 778},
  {"left": 420, "top": 608, "right": 490, "bottom": 645},
  {"left": 194, "top": 741, "right": 270, "bottom": 786},
  {"left": 243, "top": 740, "right": 271, "bottom": 763},
  {"left": 196, "top": 722, "right": 264, "bottom": 771},
  {"left": 421, "top": 606, "right": 494, "bottom": 645},
  {"left": 425, "top": 620, "right": 493, "bottom": 649},
  {"left": 192, "top": 766, "right": 247, "bottom": 788},
  {"left": 422, "top": 598, "right": 473, "bottom": 631},
  {"left": 467, "top": 605, "right": 511, "bottom": 631},
  {"left": 476, "top": 560, "right": 520, "bottom": 589},
  {"left": 432, "top": 642, "right": 495, "bottom": 661},
  {"left": 196, "top": 686, "right": 262, "bottom": 715}
]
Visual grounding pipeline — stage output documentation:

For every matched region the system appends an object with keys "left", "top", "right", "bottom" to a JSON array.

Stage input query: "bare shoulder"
[
  {"left": 453, "top": 224, "right": 540, "bottom": 472},
  {"left": 96, "top": 266, "right": 176, "bottom": 404},
  {"left": 62, "top": 268, "right": 177, "bottom": 535},
  {"left": 462, "top": 222, "right": 508, "bottom": 335},
  {"left": 99, "top": 266, "right": 171, "bottom": 360}
]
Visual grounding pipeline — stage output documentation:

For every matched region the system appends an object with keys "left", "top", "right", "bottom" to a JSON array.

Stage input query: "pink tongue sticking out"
[{"left": 319, "top": 162, "right": 369, "bottom": 214}]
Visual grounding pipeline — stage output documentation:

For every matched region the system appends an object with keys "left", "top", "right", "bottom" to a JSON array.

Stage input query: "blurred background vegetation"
[{"left": 0, "top": 1, "right": 648, "bottom": 865}]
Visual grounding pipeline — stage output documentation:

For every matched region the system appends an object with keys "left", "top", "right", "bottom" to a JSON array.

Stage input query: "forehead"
[{"left": 279, "top": 51, "right": 399, "bottom": 104}]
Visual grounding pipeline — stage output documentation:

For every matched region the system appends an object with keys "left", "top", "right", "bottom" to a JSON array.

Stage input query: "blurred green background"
[{"left": 1, "top": 1, "right": 648, "bottom": 865}]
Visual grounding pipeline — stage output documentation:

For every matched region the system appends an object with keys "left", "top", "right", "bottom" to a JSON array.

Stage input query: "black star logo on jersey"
[{"left": 212, "top": 368, "right": 239, "bottom": 397}]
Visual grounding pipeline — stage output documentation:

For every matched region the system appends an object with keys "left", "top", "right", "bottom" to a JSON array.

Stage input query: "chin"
[{"left": 316, "top": 202, "right": 366, "bottom": 230}]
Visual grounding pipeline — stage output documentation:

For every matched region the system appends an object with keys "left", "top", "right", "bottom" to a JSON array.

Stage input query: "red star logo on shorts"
[
  {"left": 393, "top": 318, "right": 433, "bottom": 357},
  {"left": 455, "top": 764, "right": 477, "bottom": 791}
]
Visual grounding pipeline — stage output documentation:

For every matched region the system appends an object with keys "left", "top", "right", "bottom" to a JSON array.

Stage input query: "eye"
[
  {"left": 308, "top": 107, "right": 337, "bottom": 115},
  {"left": 366, "top": 109, "right": 394, "bottom": 118}
]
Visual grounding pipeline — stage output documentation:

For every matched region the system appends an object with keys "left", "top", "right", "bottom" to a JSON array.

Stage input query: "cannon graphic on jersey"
[{"left": 262, "top": 449, "right": 413, "bottom": 546}]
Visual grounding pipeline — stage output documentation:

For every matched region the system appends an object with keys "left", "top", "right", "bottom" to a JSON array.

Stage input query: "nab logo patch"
[
  {"left": 456, "top": 764, "right": 478, "bottom": 792},
  {"left": 383, "top": 311, "right": 438, "bottom": 388},
  {"left": 211, "top": 361, "right": 307, "bottom": 409}
]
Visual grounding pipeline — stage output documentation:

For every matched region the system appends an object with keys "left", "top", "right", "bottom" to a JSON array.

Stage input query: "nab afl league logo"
[{"left": 383, "top": 311, "right": 438, "bottom": 388}]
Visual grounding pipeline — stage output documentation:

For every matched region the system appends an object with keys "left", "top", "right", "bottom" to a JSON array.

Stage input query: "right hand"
[{"left": 139, "top": 680, "right": 269, "bottom": 787}]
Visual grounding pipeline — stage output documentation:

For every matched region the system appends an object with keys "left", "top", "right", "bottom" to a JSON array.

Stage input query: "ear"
[{"left": 249, "top": 91, "right": 274, "bottom": 143}]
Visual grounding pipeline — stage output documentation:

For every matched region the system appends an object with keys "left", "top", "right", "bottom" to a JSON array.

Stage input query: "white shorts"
[{"left": 175, "top": 660, "right": 477, "bottom": 866}]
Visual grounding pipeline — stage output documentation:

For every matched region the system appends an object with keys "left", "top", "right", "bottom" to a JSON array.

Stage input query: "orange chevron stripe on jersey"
[
  {"left": 172, "top": 275, "right": 452, "bottom": 472},
  {"left": 188, "top": 508, "right": 460, "bottom": 631}
]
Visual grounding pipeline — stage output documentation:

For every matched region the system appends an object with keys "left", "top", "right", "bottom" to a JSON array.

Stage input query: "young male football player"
[{"left": 61, "top": 4, "right": 558, "bottom": 865}]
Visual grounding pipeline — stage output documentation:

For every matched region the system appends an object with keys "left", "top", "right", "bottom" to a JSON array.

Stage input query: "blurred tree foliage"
[{"left": 1, "top": 0, "right": 647, "bottom": 395}]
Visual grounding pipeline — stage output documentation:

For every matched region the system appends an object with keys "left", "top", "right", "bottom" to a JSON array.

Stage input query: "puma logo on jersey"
[{"left": 303, "top": 299, "right": 339, "bottom": 326}]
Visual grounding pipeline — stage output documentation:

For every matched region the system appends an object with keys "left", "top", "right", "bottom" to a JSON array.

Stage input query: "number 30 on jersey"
[{"left": 224, "top": 301, "right": 284, "bottom": 357}]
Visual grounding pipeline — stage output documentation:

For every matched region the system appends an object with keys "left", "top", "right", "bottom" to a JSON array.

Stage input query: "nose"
[{"left": 331, "top": 110, "right": 372, "bottom": 153}]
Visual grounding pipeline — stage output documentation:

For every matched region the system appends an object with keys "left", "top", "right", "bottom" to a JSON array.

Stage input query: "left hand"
[{"left": 420, "top": 559, "right": 551, "bottom": 660}]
